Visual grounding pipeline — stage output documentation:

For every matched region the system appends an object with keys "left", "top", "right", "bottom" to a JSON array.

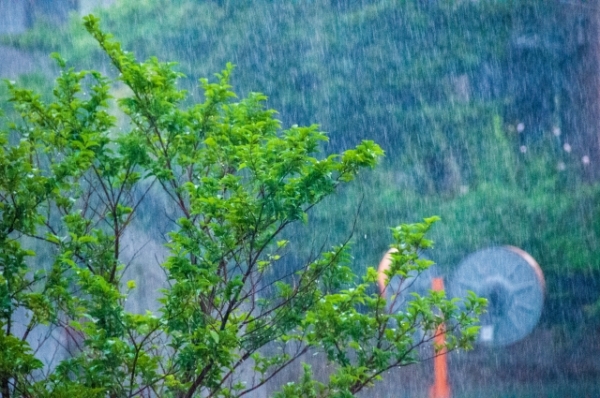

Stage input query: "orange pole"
[
  {"left": 376, "top": 248, "right": 398, "bottom": 295},
  {"left": 429, "top": 277, "right": 451, "bottom": 398}
]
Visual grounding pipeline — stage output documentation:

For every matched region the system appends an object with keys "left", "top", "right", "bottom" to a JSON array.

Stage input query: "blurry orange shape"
[{"left": 429, "top": 277, "right": 451, "bottom": 398}]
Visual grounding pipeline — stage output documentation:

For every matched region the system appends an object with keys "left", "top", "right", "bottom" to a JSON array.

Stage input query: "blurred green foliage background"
[{"left": 2, "top": 0, "right": 600, "bottom": 327}]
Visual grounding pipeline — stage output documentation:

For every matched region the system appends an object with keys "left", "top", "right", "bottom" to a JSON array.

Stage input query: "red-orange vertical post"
[{"left": 429, "top": 277, "right": 451, "bottom": 398}]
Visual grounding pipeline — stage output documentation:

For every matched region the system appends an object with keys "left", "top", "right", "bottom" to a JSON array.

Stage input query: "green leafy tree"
[
  {"left": 0, "top": 16, "right": 484, "bottom": 398},
  {"left": 8, "top": 1, "right": 600, "bottom": 320}
]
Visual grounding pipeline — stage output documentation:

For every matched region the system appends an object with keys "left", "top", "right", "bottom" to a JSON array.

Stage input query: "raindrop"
[{"left": 552, "top": 126, "right": 561, "bottom": 136}]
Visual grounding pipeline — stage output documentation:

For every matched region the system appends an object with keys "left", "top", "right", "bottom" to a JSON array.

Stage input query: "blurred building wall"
[
  {"left": 507, "top": 0, "right": 600, "bottom": 181},
  {"left": 0, "top": 0, "right": 28, "bottom": 34},
  {"left": 79, "top": 0, "right": 115, "bottom": 15},
  {"left": 0, "top": 0, "right": 114, "bottom": 35},
  {"left": 0, "top": 0, "right": 77, "bottom": 34},
  {"left": 559, "top": 0, "right": 600, "bottom": 180}
]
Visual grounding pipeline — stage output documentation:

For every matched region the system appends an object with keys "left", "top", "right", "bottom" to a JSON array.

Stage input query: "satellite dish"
[
  {"left": 377, "top": 249, "right": 438, "bottom": 313},
  {"left": 449, "top": 246, "right": 545, "bottom": 347}
]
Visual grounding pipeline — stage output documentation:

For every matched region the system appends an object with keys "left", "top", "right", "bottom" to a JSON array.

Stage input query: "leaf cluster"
[{"left": 0, "top": 16, "right": 483, "bottom": 398}]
